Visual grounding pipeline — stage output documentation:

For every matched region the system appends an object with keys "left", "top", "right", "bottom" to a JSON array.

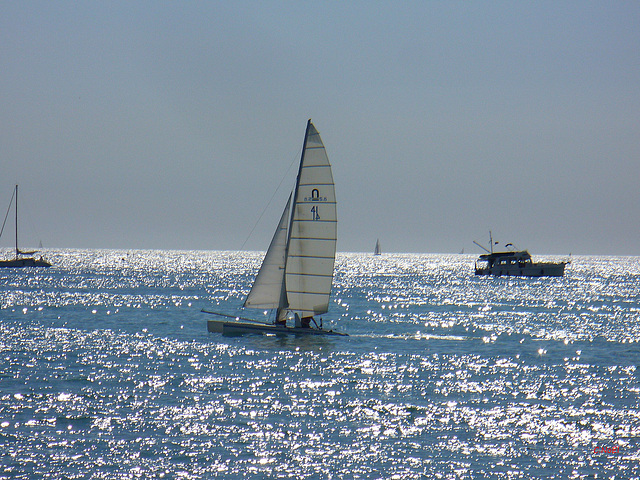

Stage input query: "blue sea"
[{"left": 1, "top": 249, "right": 639, "bottom": 479}]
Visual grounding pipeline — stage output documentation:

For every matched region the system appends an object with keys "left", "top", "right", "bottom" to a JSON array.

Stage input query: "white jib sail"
[
  {"left": 285, "top": 121, "right": 337, "bottom": 318},
  {"left": 243, "top": 194, "right": 292, "bottom": 309}
]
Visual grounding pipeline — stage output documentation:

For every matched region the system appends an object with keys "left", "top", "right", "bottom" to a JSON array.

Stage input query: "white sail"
[
  {"left": 243, "top": 194, "right": 291, "bottom": 309},
  {"left": 285, "top": 121, "right": 337, "bottom": 318},
  {"left": 205, "top": 120, "right": 343, "bottom": 334}
]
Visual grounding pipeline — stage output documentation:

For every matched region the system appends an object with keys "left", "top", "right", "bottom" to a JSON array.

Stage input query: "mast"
[
  {"left": 286, "top": 119, "right": 312, "bottom": 246},
  {"left": 14, "top": 185, "right": 18, "bottom": 257},
  {"left": 276, "top": 120, "right": 313, "bottom": 321}
]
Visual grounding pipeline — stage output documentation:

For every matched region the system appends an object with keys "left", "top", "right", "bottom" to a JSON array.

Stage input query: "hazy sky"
[{"left": 1, "top": 1, "right": 638, "bottom": 254}]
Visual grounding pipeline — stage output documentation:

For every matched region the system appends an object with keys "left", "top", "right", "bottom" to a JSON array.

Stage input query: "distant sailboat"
[
  {"left": 204, "top": 120, "right": 346, "bottom": 336},
  {"left": 0, "top": 185, "right": 51, "bottom": 268},
  {"left": 374, "top": 238, "right": 381, "bottom": 255}
]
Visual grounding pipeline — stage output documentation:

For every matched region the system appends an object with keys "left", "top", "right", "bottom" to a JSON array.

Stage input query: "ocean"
[{"left": 1, "top": 249, "right": 638, "bottom": 479}]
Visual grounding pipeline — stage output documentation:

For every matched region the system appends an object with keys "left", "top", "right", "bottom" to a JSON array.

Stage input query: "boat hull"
[
  {"left": 207, "top": 319, "right": 348, "bottom": 337},
  {"left": 0, "top": 257, "right": 51, "bottom": 268},
  {"left": 475, "top": 262, "right": 566, "bottom": 277}
]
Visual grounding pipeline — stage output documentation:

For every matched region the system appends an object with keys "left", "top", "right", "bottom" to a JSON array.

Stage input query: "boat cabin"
[
  {"left": 475, "top": 249, "right": 566, "bottom": 277},
  {"left": 477, "top": 250, "right": 532, "bottom": 270}
]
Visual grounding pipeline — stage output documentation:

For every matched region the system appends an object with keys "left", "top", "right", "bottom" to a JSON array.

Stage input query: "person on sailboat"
[
  {"left": 300, "top": 316, "right": 312, "bottom": 329},
  {"left": 295, "top": 314, "right": 322, "bottom": 329}
]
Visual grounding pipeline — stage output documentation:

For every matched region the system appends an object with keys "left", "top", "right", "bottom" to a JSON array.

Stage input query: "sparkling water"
[{"left": 1, "top": 250, "right": 638, "bottom": 478}]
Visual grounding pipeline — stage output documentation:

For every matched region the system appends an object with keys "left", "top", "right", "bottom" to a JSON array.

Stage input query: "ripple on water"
[{"left": 0, "top": 250, "right": 639, "bottom": 477}]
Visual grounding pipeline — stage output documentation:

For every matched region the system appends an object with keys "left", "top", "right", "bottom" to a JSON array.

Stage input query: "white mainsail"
[
  {"left": 285, "top": 121, "right": 337, "bottom": 319},
  {"left": 243, "top": 194, "right": 291, "bottom": 309},
  {"left": 243, "top": 120, "right": 337, "bottom": 322}
]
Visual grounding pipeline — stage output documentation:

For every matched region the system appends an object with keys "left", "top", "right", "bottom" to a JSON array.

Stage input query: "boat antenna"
[{"left": 473, "top": 240, "right": 491, "bottom": 254}]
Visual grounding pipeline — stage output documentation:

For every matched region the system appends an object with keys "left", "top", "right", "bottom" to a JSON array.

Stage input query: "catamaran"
[
  {"left": 0, "top": 185, "right": 51, "bottom": 268},
  {"left": 204, "top": 120, "right": 346, "bottom": 336}
]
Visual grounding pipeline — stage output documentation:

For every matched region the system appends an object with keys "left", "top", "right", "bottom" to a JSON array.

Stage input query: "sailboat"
[
  {"left": 0, "top": 185, "right": 51, "bottom": 268},
  {"left": 374, "top": 238, "right": 381, "bottom": 255},
  {"left": 204, "top": 120, "right": 346, "bottom": 336}
]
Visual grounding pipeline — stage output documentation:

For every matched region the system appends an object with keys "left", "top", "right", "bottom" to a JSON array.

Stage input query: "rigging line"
[
  {"left": 239, "top": 151, "right": 299, "bottom": 251},
  {"left": 0, "top": 188, "right": 16, "bottom": 241}
]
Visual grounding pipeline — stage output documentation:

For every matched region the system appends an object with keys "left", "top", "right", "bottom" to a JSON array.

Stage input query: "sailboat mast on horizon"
[
  {"left": 374, "top": 238, "right": 381, "bottom": 255},
  {"left": 0, "top": 184, "right": 51, "bottom": 268}
]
